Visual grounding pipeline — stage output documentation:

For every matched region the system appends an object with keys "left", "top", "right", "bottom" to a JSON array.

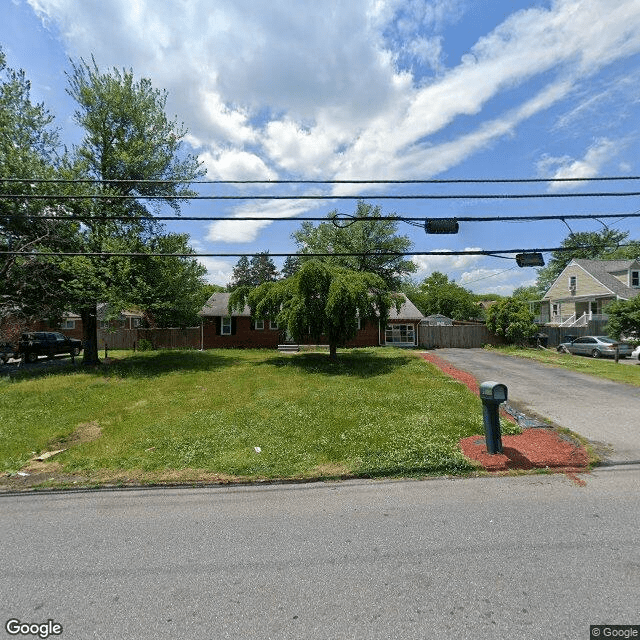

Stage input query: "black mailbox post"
[{"left": 479, "top": 381, "right": 508, "bottom": 454}]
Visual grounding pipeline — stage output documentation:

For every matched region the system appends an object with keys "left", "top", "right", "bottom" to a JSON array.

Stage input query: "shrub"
[{"left": 486, "top": 298, "right": 537, "bottom": 345}]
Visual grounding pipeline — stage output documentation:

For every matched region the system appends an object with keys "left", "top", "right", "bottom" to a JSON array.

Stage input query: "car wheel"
[
  {"left": 0, "top": 355, "right": 7, "bottom": 365},
  {"left": 71, "top": 347, "right": 81, "bottom": 357},
  {"left": 26, "top": 352, "right": 38, "bottom": 363},
  {"left": 560, "top": 346, "right": 569, "bottom": 354},
  {"left": 591, "top": 349, "right": 601, "bottom": 358}
]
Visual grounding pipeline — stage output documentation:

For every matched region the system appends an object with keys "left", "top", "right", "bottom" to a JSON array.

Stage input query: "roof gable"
[{"left": 543, "top": 259, "right": 640, "bottom": 301}]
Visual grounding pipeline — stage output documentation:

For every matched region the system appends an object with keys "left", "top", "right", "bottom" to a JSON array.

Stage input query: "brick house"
[{"left": 199, "top": 292, "right": 424, "bottom": 349}]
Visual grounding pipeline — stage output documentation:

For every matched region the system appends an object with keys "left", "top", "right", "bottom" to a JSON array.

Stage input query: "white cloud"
[
  {"left": 24, "top": 0, "right": 640, "bottom": 247},
  {"left": 540, "top": 138, "right": 621, "bottom": 191},
  {"left": 197, "top": 258, "right": 235, "bottom": 287},
  {"left": 412, "top": 249, "right": 484, "bottom": 279},
  {"left": 200, "top": 149, "right": 276, "bottom": 181},
  {"left": 206, "top": 199, "right": 324, "bottom": 244}
]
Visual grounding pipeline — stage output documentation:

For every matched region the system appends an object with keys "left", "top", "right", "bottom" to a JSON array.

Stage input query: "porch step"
[{"left": 278, "top": 344, "right": 300, "bottom": 352}]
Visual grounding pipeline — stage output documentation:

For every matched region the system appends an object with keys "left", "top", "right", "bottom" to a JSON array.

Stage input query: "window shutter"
[
  {"left": 231, "top": 318, "right": 237, "bottom": 335},
  {"left": 215, "top": 317, "right": 221, "bottom": 336}
]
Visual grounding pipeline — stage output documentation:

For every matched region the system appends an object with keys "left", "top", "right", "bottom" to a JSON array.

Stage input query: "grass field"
[
  {"left": 488, "top": 346, "right": 640, "bottom": 387},
  {"left": 0, "top": 348, "right": 519, "bottom": 486}
]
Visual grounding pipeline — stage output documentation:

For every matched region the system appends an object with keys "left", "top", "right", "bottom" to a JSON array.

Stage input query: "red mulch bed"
[{"left": 419, "top": 352, "right": 590, "bottom": 475}]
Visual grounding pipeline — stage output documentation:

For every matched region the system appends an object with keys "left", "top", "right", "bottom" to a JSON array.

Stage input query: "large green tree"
[
  {"left": 292, "top": 201, "right": 416, "bottom": 288},
  {"left": 120, "top": 233, "right": 210, "bottom": 328},
  {"left": 536, "top": 229, "right": 640, "bottom": 294},
  {"left": 63, "top": 57, "right": 205, "bottom": 363},
  {"left": 404, "top": 272, "right": 480, "bottom": 320},
  {"left": 229, "top": 260, "right": 399, "bottom": 360},
  {"left": 605, "top": 296, "right": 640, "bottom": 340},
  {"left": 0, "top": 47, "right": 79, "bottom": 329}
]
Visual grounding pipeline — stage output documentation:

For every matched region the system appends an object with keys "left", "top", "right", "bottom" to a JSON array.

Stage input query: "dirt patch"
[
  {"left": 312, "top": 463, "right": 352, "bottom": 478},
  {"left": 0, "top": 421, "right": 104, "bottom": 491},
  {"left": 418, "top": 351, "right": 590, "bottom": 474},
  {"left": 59, "top": 421, "right": 102, "bottom": 446}
]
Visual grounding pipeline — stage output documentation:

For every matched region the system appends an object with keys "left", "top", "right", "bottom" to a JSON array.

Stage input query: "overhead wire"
[{"left": 1, "top": 243, "right": 637, "bottom": 259}]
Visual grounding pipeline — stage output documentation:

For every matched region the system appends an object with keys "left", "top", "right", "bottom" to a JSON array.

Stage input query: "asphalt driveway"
[{"left": 431, "top": 348, "right": 640, "bottom": 465}]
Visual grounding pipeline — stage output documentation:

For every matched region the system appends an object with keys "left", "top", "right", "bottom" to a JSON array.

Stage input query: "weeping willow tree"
[{"left": 229, "top": 260, "right": 401, "bottom": 360}]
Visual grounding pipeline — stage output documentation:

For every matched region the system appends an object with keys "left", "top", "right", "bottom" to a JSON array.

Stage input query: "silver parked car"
[{"left": 557, "top": 335, "right": 633, "bottom": 359}]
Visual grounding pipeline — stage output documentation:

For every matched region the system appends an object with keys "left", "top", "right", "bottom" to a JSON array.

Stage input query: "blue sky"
[{"left": 3, "top": 0, "right": 640, "bottom": 293}]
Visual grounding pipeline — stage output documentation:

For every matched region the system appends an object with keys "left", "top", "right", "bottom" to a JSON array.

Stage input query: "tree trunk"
[
  {"left": 81, "top": 304, "right": 100, "bottom": 365},
  {"left": 329, "top": 342, "right": 337, "bottom": 360}
]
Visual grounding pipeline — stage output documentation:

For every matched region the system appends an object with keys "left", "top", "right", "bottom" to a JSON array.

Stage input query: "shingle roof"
[
  {"left": 199, "top": 291, "right": 425, "bottom": 320},
  {"left": 573, "top": 259, "right": 640, "bottom": 300},
  {"left": 388, "top": 294, "right": 425, "bottom": 321},
  {"left": 199, "top": 292, "right": 250, "bottom": 317}
]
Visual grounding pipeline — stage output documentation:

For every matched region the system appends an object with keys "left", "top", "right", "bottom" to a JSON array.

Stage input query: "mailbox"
[
  {"left": 479, "top": 381, "right": 507, "bottom": 454},
  {"left": 479, "top": 381, "right": 508, "bottom": 403}
]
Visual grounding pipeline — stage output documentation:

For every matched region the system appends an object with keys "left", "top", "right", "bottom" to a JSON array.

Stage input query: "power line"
[
  {"left": 2, "top": 175, "right": 640, "bottom": 185},
  {"left": 3, "top": 191, "right": 640, "bottom": 201},
  {"left": 0, "top": 244, "right": 634, "bottom": 259},
  {"left": 4, "top": 211, "right": 640, "bottom": 224}
]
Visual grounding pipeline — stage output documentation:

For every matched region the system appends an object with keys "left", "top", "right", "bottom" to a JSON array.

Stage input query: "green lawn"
[
  {"left": 0, "top": 348, "right": 518, "bottom": 486},
  {"left": 487, "top": 346, "right": 640, "bottom": 387}
]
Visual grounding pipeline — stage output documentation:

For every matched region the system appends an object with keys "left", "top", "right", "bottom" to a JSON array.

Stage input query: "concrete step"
[{"left": 277, "top": 344, "right": 300, "bottom": 352}]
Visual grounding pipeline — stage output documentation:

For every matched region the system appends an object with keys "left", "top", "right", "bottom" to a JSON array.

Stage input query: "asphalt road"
[
  {"left": 432, "top": 348, "right": 640, "bottom": 465},
  {"left": 2, "top": 471, "right": 640, "bottom": 640}
]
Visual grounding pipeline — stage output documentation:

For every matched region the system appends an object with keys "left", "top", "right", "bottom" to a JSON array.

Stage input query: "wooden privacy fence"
[
  {"left": 418, "top": 320, "right": 610, "bottom": 350},
  {"left": 418, "top": 324, "right": 505, "bottom": 349},
  {"left": 98, "top": 327, "right": 201, "bottom": 350}
]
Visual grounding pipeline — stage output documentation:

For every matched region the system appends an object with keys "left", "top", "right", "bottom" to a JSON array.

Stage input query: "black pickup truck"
[
  {"left": 0, "top": 342, "right": 18, "bottom": 364},
  {"left": 18, "top": 332, "right": 83, "bottom": 363}
]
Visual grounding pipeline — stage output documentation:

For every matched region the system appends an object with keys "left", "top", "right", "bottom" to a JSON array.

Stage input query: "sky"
[{"left": 2, "top": 0, "right": 640, "bottom": 294}]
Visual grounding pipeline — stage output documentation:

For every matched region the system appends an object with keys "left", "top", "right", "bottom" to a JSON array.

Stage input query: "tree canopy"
[
  {"left": 62, "top": 57, "right": 205, "bottom": 363},
  {"left": 0, "top": 47, "right": 79, "bottom": 324},
  {"left": 404, "top": 272, "right": 480, "bottom": 320},
  {"left": 292, "top": 201, "right": 416, "bottom": 288},
  {"left": 229, "top": 260, "right": 400, "bottom": 360},
  {"left": 228, "top": 251, "right": 278, "bottom": 289},
  {"left": 605, "top": 297, "right": 640, "bottom": 340}
]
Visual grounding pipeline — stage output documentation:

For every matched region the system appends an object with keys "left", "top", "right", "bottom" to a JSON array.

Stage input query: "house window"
[
  {"left": 569, "top": 276, "right": 577, "bottom": 290},
  {"left": 254, "top": 319, "right": 264, "bottom": 330},
  {"left": 632, "top": 271, "right": 639, "bottom": 287},
  {"left": 221, "top": 316, "right": 232, "bottom": 335},
  {"left": 270, "top": 320, "right": 279, "bottom": 330},
  {"left": 552, "top": 303, "right": 559, "bottom": 317},
  {"left": 132, "top": 318, "right": 141, "bottom": 328},
  {"left": 385, "top": 324, "right": 415, "bottom": 344},
  {"left": 61, "top": 320, "right": 75, "bottom": 330}
]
